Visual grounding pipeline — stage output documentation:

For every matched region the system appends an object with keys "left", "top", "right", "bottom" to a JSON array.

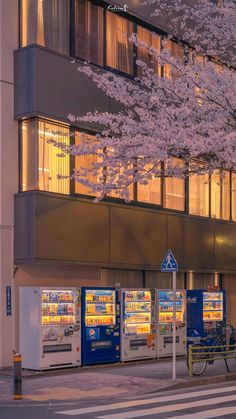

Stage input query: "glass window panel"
[
  {"left": 211, "top": 170, "right": 221, "bottom": 219},
  {"left": 38, "top": 120, "right": 70, "bottom": 194},
  {"left": 137, "top": 26, "right": 161, "bottom": 77},
  {"left": 106, "top": 11, "right": 134, "bottom": 74},
  {"left": 138, "top": 164, "right": 161, "bottom": 205},
  {"left": 75, "top": 0, "right": 104, "bottom": 65},
  {"left": 74, "top": 131, "right": 100, "bottom": 195},
  {"left": 21, "top": 120, "right": 38, "bottom": 191},
  {"left": 21, "top": 0, "right": 70, "bottom": 55},
  {"left": 108, "top": 165, "right": 134, "bottom": 200},
  {"left": 232, "top": 173, "right": 236, "bottom": 222},
  {"left": 222, "top": 170, "right": 230, "bottom": 221},
  {"left": 164, "top": 40, "right": 184, "bottom": 78},
  {"left": 164, "top": 159, "right": 185, "bottom": 211},
  {"left": 189, "top": 166, "right": 209, "bottom": 217}
]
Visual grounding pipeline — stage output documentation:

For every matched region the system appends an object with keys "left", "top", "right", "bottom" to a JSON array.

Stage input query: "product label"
[{"left": 86, "top": 327, "right": 100, "bottom": 341}]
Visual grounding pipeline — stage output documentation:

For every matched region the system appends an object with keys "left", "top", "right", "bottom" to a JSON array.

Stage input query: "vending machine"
[
  {"left": 187, "top": 290, "right": 226, "bottom": 339},
  {"left": 81, "top": 287, "right": 120, "bottom": 365},
  {"left": 19, "top": 287, "right": 81, "bottom": 370},
  {"left": 120, "top": 289, "right": 156, "bottom": 362},
  {"left": 156, "top": 290, "right": 186, "bottom": 357}
]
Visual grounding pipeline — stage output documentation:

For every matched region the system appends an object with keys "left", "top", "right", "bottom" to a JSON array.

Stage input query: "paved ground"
[
  {"left": 1, "top": 381, "right": 236, "bottom": 418},
  {"left": 1, "top": 356, "right": 236, "bottom": 403}
]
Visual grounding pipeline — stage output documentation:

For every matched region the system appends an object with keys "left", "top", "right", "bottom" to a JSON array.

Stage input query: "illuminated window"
[
  {"left": 221, "top": 171, "right": 230, "bottom": 220},
  {"left": 137, "top": 26, "right": 161, "bottom": 77},
  {"left": 107, "top": 165, "right": 134, "bottom": 200},
  {"left": 38, "top": 121, "right": 70, "bottom": 194},
  {"left": 164, "top": 159, "right": 185, "bottom": 211},
  {"left": 21, "top": 120, "right": 38, "bottom": 191},
  {"left": 74, "top": 131, "right": 101, "bottom": 196},
  {"left": 232, "top": 173, "right": 236, "bottom": 222},
  {"left": 189, "top": 164, "right": 209, "bottom": 217},
  {"left": 21, "top": 0, "right": 70, "bottom": 55},
  {"left": 164, "top": 40, "right": 184, "bottom": 78},
  {"left": 211, "top": 170, "right": 230, "bottom": 220},
  {"left": 21, "top": 119, "right": 70, "bottom": 194},
  {"left": 137, "top": 164, "right": 161, "bottom": 205},
  {"left": 75, "top": 0, "right": 104, "bottom": 65},
  {"left": 106, "top": 11, "right": 134, "bottom": 74},
  {"left": 211, "top": 170, "right": 221, "bottom": 219}
]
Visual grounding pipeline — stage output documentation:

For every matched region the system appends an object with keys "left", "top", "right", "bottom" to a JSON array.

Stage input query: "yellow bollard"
[
  {"left": 188, "top": 345, "right": 193, "bottom": 377},
  {"left": 13, "top": 353, "right": 22, "bottom": 400}
]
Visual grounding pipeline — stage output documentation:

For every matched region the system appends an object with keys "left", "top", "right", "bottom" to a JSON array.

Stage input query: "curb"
[{"left": 157, "top": 372, "right": 236, "bottom": 393}]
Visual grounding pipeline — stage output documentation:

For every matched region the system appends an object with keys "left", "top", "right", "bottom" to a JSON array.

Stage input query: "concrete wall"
[{"left": 0, "top": 1, "right": 18, "bottom": 366}]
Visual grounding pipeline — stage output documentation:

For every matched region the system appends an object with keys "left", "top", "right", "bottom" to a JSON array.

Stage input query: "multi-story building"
[{"left": 0, "top": 0, "right": 236, "bottom": 367}]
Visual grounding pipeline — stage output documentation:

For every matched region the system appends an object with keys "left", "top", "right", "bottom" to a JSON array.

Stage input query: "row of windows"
[
  {"left": 21, "top": 0, "right": 174, "bottom": 76},
  {"left": 21, "top": 118, "right": 236, "bottom": 222}
]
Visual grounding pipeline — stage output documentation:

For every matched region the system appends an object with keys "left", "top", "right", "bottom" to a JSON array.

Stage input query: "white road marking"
[
  {"left": 96, "top": 394, "right": 236, "bottom": 419},
  {"left": 56, "top": 385, "right": 236, "bottom": 416},
  {"left": 168, "top": 406, "right": 236, "bottom": 419}
]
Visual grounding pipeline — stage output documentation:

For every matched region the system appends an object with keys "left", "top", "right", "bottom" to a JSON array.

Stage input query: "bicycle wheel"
[{"left": 187, "top": 344, "right": 207, "bottom": 376}]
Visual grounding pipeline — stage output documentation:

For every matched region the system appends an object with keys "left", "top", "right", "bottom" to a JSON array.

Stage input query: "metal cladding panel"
[
  {"left": 168, "top": 215, "right": 215, "bottom": 271},
  {"left": 109, "top": 206, "right": 168, "bottom": 266},
  {"left": 34, "top": 194, "right": 109, "bottom": 263},
  {"left": 214, "top": 222, "right": 236, "bottom": 271},
  {"left": 14, "top": 192, "right": 236, "bottom": 272},
  {"left": 14, "top": 194, "right": 36, "bottom": 260},
  {"left": 14, "top": 45, "right": 110, "bottom": 126},
  {"left": 14, "top": 48, "right": 30, "bottom": 116}
]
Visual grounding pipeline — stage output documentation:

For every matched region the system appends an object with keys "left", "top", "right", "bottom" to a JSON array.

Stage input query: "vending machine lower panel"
[{"left": 82, "top": 288, "right": 120, "bottom": 366}]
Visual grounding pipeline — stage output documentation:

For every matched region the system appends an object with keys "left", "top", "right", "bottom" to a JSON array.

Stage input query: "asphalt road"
[{"left": 1, "top": 381, "right": 236, "bottom": 419}]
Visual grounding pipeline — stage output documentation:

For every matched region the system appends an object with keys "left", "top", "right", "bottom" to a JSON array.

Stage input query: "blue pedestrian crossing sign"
[{"left": 161, "top": 249, "right": 178, "bottom": 272}]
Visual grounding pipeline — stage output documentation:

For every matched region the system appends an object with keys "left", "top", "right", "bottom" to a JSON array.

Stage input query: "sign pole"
[
  {"left": 161, "top": 249, "right": 178, "bottom": 382},
  {"left": 172, "top": 271, "right": 176, "bottom": 381}
]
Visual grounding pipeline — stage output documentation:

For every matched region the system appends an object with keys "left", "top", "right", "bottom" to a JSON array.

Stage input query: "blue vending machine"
[
  {"left": 187, "top": 290, "right": 226, "bottom": 341},
  {"left": 81, "top": 287, "right": 120, "bottom": 365}
]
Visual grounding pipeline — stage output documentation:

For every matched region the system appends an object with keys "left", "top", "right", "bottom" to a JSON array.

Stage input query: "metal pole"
[
  {"left": 173, "top": 271, "right": 176, "bottom": 380},
  {"left": 13, "top": 353, "right": 22, "bottom": 400}
]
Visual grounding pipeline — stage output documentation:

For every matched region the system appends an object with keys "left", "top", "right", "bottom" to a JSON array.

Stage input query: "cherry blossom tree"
[
  {"left": 51, "top": 1, "right": 236, "bottom": 201},
  {"left": 145, "top": 0, "right": 236, "bottom": 66}
]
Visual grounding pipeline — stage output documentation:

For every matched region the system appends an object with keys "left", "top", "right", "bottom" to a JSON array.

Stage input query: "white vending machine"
[
  {"left": 156, "top": 289, "right": 186, "bottom": 357},
  {"left": 121, "top": 289, "right": 156, "bottom": 361},
  {"left": 19, "top": 287, "right": 81, "bottom": 370}
]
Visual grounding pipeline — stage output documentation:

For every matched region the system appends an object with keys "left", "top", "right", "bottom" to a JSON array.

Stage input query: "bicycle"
[{"left": 187, "top": 323, "right": 236, "bottom": 376}]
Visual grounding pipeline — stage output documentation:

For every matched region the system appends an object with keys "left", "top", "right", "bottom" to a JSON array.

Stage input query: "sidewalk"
[{"left": 1, "top": 357, "right": 236, "bottom": 403}]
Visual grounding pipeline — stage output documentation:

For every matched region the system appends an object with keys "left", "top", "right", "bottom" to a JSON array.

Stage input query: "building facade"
[{"left": 0, "top": 0, "right": 236, "bottom": 367}]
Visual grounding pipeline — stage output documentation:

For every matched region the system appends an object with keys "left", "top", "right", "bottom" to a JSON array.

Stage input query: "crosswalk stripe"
[
  {"left": 96, "top": 394, "right": 236, "bottom": 419},
  {"left": 167, "top": 406, "right": 236, "bottom": 419},
  {"left": 56, "top": 385, "right": 236, "bottom": 416}
]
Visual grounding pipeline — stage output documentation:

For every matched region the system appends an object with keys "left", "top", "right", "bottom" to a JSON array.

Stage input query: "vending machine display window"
[
  {"left": 124, "top": 290, "right": 151, "bottom": 335},
  {"left": 203, "top": 292, "right": 223, "bottom": 322},
  {"left": 42, "top": 290, "right": 76, "bottom": 326},
  {"left": 159, "top": 291, "right": 185, "bottom": 324},
  {"left": 85, "top": 289, "right": 116, "bottom": 327}
]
